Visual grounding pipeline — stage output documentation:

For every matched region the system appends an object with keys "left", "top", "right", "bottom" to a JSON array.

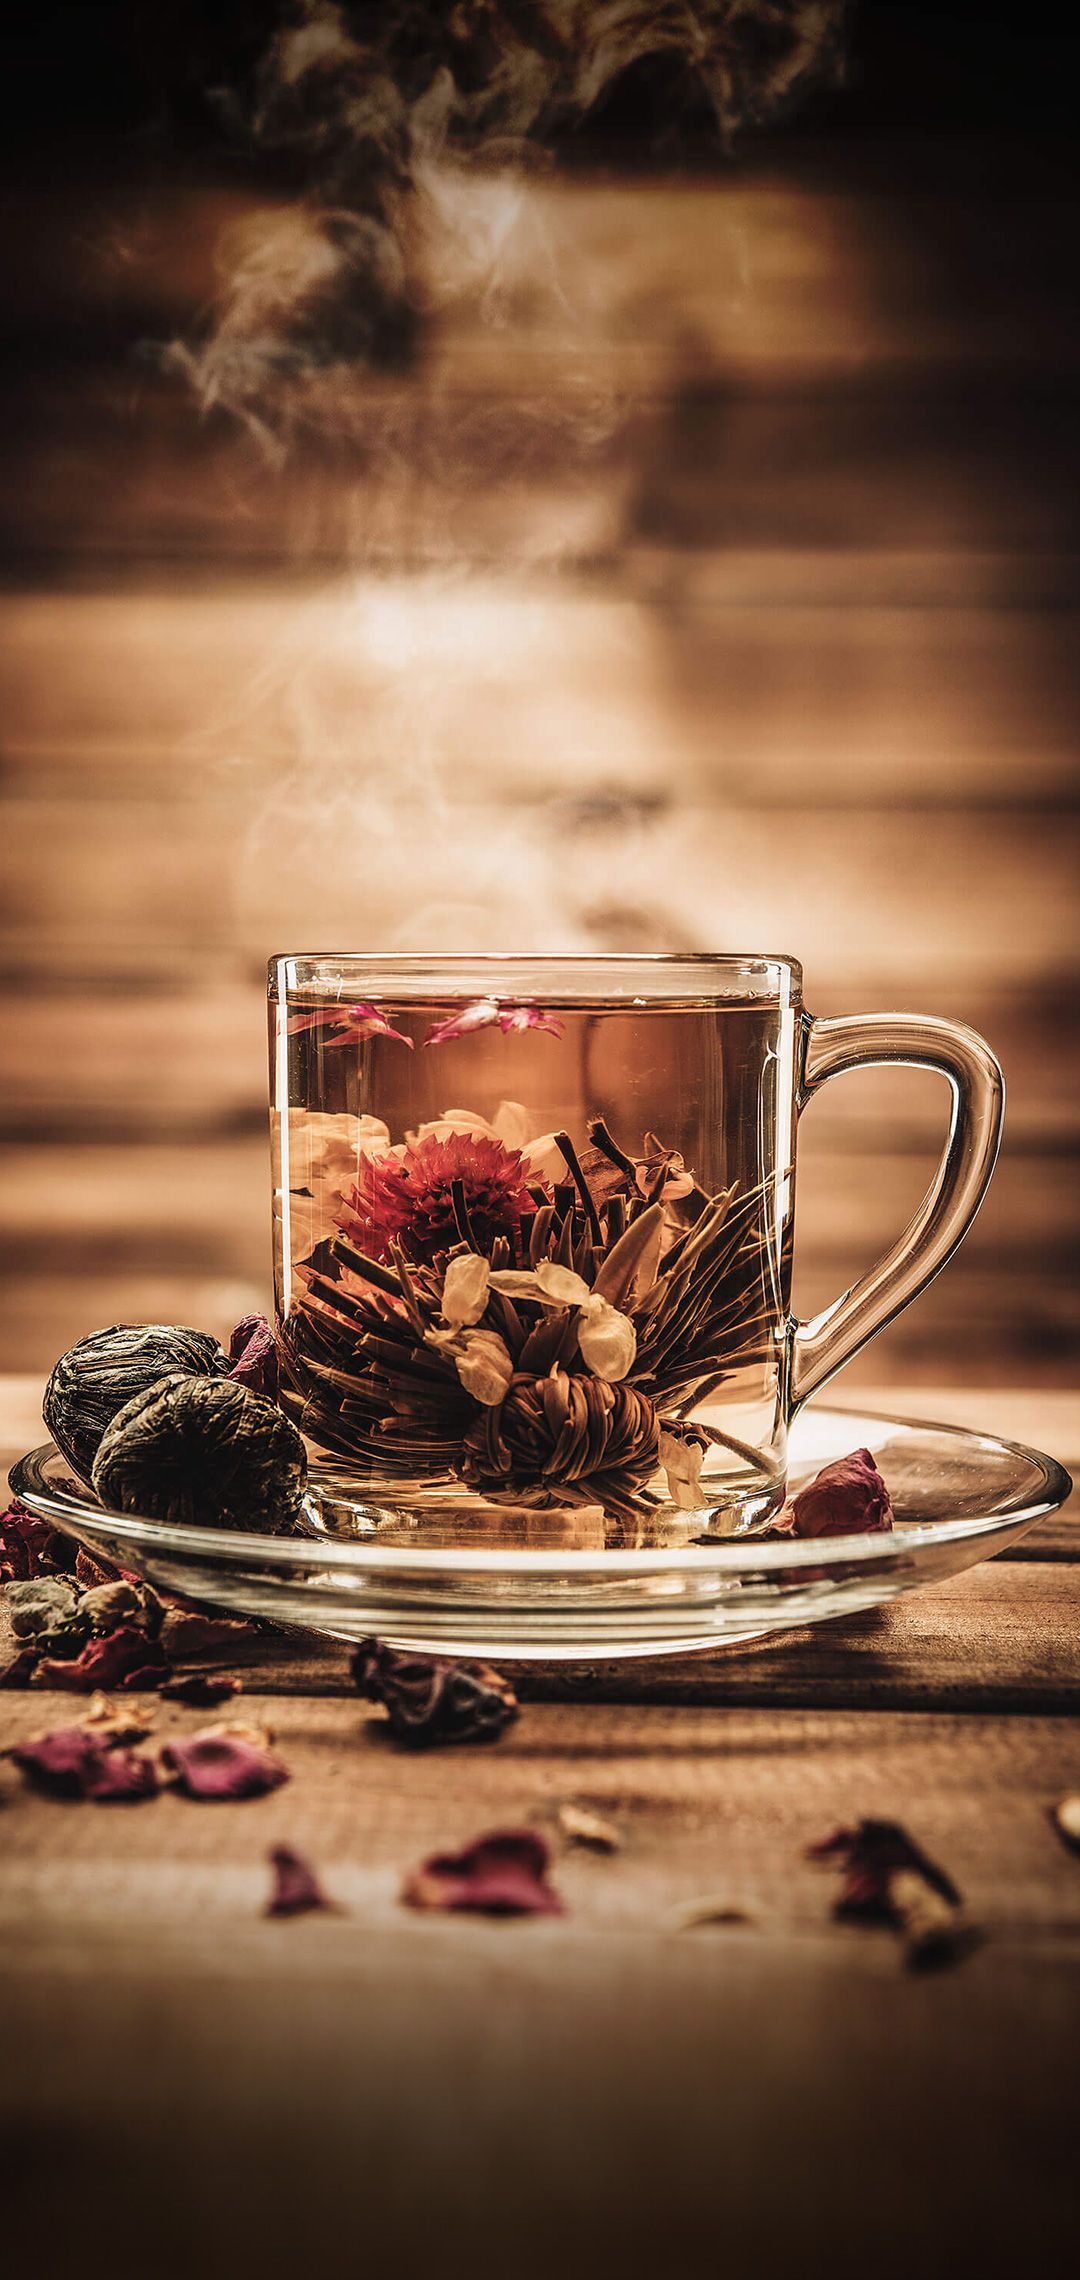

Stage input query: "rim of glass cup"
[{"left": 270, "top": 952, "right": 805, "bottom": 1005}]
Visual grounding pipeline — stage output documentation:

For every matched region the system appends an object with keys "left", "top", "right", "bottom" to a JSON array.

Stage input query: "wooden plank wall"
[{"left": 1, "top": 160, "right": 1077, "bottom": 1384}]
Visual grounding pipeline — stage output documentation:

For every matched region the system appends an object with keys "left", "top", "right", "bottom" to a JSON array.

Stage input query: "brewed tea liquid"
[{"left": 273, "top": 1000, "right": 796, "bottom": 1539}]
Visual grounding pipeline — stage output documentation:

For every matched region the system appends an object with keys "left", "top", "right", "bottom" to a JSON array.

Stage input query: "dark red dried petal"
[
  {"left": 266, "top": 1844, "right": 332, "bottom": 1916},
  {"left": 0, "top": 1498, "right": 71, "bottom": 1583},
  {"left": 162, "top": 1728, "right": 289, "bottom": 1800},
  {"left": 787, "top": 1449, "right": 894, "bottom": 1538},
  {"left": 402, "top": 1828, "right": 564, "bottom": 1916},
  {"left": 11, "top": 1723, "right": 157, "bottom": 1802},
  {"left": 353, "top": 1638, "right": 518, "bottom": 1750},
  {"left": 160, "top": 1672, "right": 240, "bottom": 1708},
  {"left": 82, "top": 1745, "right": 159, "bottom": 1802},
  {"left": 75, "top": 1547, "right": 122, "bottom": 1590},
  {"left": 160, "top": 1608, "right": 261, "bottom": 1659},
  {"left": 35, "top": 1624, "right": 169, "bottom": 1694},
  {"left": 808, "top": 1819, "right": 961, "bottom": 1918},
  {"left": 227, "top": 1314, "right": 280, "bottom": 1400}
]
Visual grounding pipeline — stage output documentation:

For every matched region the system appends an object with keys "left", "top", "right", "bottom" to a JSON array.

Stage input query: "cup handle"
[{"left": 788, "top": 1012, "right": 1005, "bottom": 1412}]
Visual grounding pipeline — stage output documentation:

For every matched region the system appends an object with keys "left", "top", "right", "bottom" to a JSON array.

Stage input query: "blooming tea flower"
[{"left": 340, "top": 1131, "right": 541, "bottom": 1264}]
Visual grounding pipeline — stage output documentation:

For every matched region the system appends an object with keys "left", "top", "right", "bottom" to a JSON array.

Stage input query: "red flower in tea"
[
  {"left": 423, "top": 998, "right": 564, "bottom": 1046},
  {"left": 287, "top": 1001, "right": 413, "bottom": 1049},
  {"left": 340, "top": 1131, "right": 541, "bottom": 1264}
]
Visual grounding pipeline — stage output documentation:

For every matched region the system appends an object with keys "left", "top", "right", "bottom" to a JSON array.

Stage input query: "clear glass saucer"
[{"left": 10, "top": 1404, "right": 1071, "bottom": 1663}]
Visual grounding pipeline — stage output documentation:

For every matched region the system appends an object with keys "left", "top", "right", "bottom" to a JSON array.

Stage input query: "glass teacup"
[{"left": 270, "top": 955, "right": 1003, "bottom": 1545}]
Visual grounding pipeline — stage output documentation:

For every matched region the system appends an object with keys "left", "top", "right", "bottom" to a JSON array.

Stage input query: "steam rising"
[
  {"left": 177, "top": 0, "right": 845, "bottom": 437},
  {"left": 174, "top": 2, "right": 847, "bottom": 953}
]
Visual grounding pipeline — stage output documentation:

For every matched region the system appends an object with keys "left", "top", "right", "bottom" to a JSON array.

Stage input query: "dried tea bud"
[
  {"left": 44, "top": 1323, "right": 229, "bottom": 1483},
  {"left": 5, "top": 1575, "right": 79, "bottom": 1640},
  {"left": 92, "top": 1373, "right": 307, "bottom": 1535},
  {"left": 77, "top": 1578, "right": 163, "bottom": 1637}
]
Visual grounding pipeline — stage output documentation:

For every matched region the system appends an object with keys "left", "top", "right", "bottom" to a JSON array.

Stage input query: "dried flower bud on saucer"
[
  {"left": 44, "top": 1324, "right": 229, "bottom": 1483},
  {"left": 92, "top": 1374, "right": 307, "bottom": 1535}
]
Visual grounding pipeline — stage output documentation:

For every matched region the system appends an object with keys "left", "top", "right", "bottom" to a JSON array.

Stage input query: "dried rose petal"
[
  {"left": 353, "top": 1639, "right": 518, "bottom": 1750},
  {"left": 35, "top": 1624, "right": 169, "bottom": 1694},
  {"left": 266, "top": 1844, "right": 332, "bottom": 1916},
  {"left": 783, "top": 1449, "right": 894, "bottom": 1538},
  {"left": 160, "top": 1672, "right": 240, "bottom": 1708},
  {"left": 227, "top": 1314, "right": 280, "bottom": 1399},
  {"left": 402, "top": 1828, "right": 563, "bottom": 1916},
  {"left": 11, "top": 1723, "right": 158, "bottom": 1802},
  {"left": 0, "top": 1498, "right": 71, "bottom": 1583},
  {"left": 75, "top": 1547, "right": 122, "bottom": 1589},
  {"left": 809, "top": 1819, "right": 973, "bottom": 1968},
  {"left": 162, "top": 1726, "right": 289, "bottom": 1800},
  {"left": 423, "top": 999, "right": 564, "bottom": 1047},
  {"left": 160, "top": 1607, "right": 261, "bottom": 1659}
]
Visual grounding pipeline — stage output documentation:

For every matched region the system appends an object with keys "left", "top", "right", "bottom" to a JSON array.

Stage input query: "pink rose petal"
[
  {"left": 402, "top": 1828, "right": 564, "bottom": 1916},
  {"left": 423, "top": 999, "right": 564, "bottom": 1046},
  {"left": 35, "top": 1624, "right": 169, "bottom": 1694},
  {"left": 783, "top": 1448, "right": 894, "bottom": 1538},
  {"left": 162, "top": 1727, "right": 289, "bottom": 1801},
  {"left": 12, "top": 1724, "right": 158, "bottom": 1802},
  {"left": 227, "top": 1313, "right": 280, "bottom": 1399},
  {"left": 288, "top": 1003, "right": 413, "bottom": 1049},
  {"left": 266, "top": 1844, "right": 332, "bottom": 1916}
]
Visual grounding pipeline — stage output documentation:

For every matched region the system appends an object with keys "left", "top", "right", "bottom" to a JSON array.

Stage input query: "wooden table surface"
[{"left": 3, "top": 1377, "right": 1079, "bottom": 2280}]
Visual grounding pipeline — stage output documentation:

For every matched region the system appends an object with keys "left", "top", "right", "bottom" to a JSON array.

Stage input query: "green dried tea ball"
[
  {"left": 44, "top": 1323, "right": 229, "bottom": 1484},
  {"left": 91, "top": 1372, "right": 307, "bottom": 1536}
]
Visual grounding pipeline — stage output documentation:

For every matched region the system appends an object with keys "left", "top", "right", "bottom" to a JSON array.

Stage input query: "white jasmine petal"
[
  {"left": 441, "top": 1253, "right": 491, "bottom": 1328},
  {"left": 659, "top": 1430, "right": 707, "bottom": 1509},
  {"left": 454, "top": 1330, "right": 514, "bottom": 1406},
  {"left": 534, "top": 1260, "right": 592, "bottom": 1307},
  {"left": 577, "top": 1296, "right": 637, "bottom": 1382}
]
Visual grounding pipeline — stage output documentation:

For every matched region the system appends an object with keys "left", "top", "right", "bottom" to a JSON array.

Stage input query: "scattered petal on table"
[
  {"left": 35, "top": 1624, "right": 169, "bottom": 1694},
  {"left": 161, "top": 1725, "right": 289, "bottom": 1800},
  {"left": 353, "top": 1638, "right": 518, "bottom": 1750},
  {"left": 12, "top": 1723, "right": 158, "bottom": 1802},
  {"left": 556, "top": 1802, "right": 622, "bottom": 1853},
  {"left": 671, "top": 1898, "right": 754, "bottom": 1930},
  {"left": 1050, "top": 1796, "right": 1080, "bottom": 1854},
  {"left": 161, "top": 1673, "right": 241, "bottom": 1708},
  {"left": 809, "top": 1818, "right": 976, "bottom": 1968},
  {"left": 265, "top": 1844, "right": 334, "bottom": 1917},
  {"left": 402, "top": 1828, "right": 564, "bottom": 1916}
]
